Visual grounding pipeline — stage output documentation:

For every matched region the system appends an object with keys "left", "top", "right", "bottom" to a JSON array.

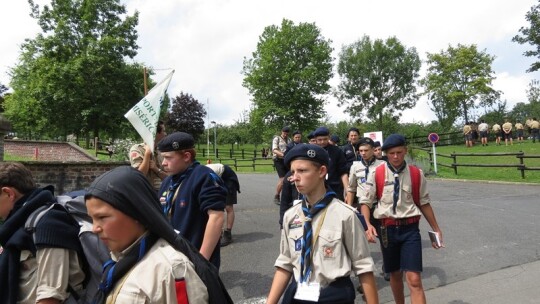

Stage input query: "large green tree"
[
  {"left": 242, "top": 19, "right": 333, "bottom": 138},
  {"left": 0, "top": 83, "right": 7, "bottom": 112},
  {"left": 335, "top": 35, "right": 421, "bottom": 130},
  {"left": 6, "top": 0, "right": 143, "bottom": 140},
  {"left": 165, "top": 92, "right": 206, "bottom": 141},
  {"left": 421, "top": 44, "right": 499, "bottom": 127},
  {"left": 513, "top": 1, "right": 540, "bottom": 72}
]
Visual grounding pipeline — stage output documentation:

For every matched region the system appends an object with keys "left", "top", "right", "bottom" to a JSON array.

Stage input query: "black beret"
[
  {"left": 284, "top": 144, "right": 329, "bottom": 168},
  {"left": 307, "top": 131, "right": 315, "bottom": 140},
  {"left": 157, "top": 132, "right": 195, "bottom": 152},
  {"left": 330, "top": 134, "right": 340, "bottom": 144},
  {"left": 382, "top": 134, "right": 407, "bottom": 151},
  {"left": 358, "top": 137, "right": 375, "bottom": 147},
  {"left": 282, "top": 126, "right": 290, "bottom": 133},
  {"left": 292, "top": 130, "right": 301, "bottom": 136},
  {"left": 313, "top": 126, "right": 330, "bottom": 137},
  {"left": 373, "top": 141, "right": 381, "bottom": 148}
]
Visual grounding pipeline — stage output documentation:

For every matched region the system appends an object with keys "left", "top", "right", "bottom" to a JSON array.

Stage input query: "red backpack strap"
[
  {"left": 408, "top": 165, "right": 421, "bottom": 207},
  {"left": 375, "top": 164, "right": 386, "bottom": 201}
]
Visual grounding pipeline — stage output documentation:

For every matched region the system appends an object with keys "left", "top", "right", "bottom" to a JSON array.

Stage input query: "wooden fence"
[
  {"left": 413, "top": 146, "right": 540, "bottom": 178},
  {"left": 214, "top": 157, "right": 276, "bottom": 171}
]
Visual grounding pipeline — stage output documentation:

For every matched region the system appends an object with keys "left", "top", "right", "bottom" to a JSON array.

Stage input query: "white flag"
[{"left": 125, "top": 70, "right": 174, "bottom": 153}]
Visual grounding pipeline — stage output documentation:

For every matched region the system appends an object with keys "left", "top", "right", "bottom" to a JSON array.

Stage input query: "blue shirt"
[{"left": 159, "top": 162, "right": 227, "bottom": 268}]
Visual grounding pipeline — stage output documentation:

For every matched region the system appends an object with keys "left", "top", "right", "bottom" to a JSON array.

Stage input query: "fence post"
[
  {"left": 229, "top": 149, "right": 233, "bottom": 159},
  {"left": 94, "top": 137, "right": 99, "bottom": 157},
  {"left": 452, "top": 152, "right": 458, "bottom": 175},
  {"left": 252, "top": 158, "right": 256, "bottom": 171},
  {"left": 242, "top": 149, "right": 245, "bottom": 159},
  {"left": 518, "top": 151, "right": 525, "bottom": 179}
]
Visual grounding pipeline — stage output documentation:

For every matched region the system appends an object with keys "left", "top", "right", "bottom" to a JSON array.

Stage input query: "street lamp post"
[{"left": 211, "top": 121, "right": 217, "bottom": 158}]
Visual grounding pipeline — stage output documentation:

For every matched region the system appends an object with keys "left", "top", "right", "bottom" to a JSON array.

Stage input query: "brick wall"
[
  {"left": 4, "top": 140, "right": 97, "bottom": 161},
  {"left": 21, "top": 161, "right": 129, "bottom": 194}
]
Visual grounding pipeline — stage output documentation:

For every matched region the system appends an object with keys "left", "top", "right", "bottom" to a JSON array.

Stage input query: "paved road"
[{"left": 220, "top": 174, "right": 540, "bottom": 303}]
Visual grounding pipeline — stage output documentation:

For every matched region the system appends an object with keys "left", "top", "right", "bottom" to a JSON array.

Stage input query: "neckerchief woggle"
[{"left": 299, "top": 190, "right": 336, "bottom": 283}]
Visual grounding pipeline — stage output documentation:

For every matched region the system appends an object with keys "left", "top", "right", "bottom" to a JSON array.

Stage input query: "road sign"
[{"left": 428, "top": 133, "right": 439, "bottom": 144}]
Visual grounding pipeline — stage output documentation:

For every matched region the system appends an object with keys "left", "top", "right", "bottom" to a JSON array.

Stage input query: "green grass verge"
[{"left": 413, "top": 139, "right": 540, "bottom": 183}]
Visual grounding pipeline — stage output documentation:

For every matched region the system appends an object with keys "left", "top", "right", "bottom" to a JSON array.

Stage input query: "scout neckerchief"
[
  {"left": 94, "top": 233, "right": 158, "bottom": 304},
  {"left": 163, "top": 162, "right": 198, "bottom": 217},
  {"left": 387, "top": 161, "right": 407, "bottom": 214},
  {"left": 299, "top": 190, "right": 336, "bottom": 283},
  {"left": 361, "top": 156, "right": 376, "bottom": 179}
]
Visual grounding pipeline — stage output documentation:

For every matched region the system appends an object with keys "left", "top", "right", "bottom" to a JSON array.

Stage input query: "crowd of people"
[
  {"left": 1, "top": 124, "right": 445, "bottom": 304},
  {"left": 463, "top": 117, "right": 540, "bottom": 147}
]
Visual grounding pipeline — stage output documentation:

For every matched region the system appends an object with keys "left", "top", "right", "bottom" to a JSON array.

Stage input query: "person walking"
[
  {"left": 157, "top": 132, "right": 227, "bottom": 269},
  {"left": 272, "top": 127, "right": 292, "bottom": 204},
  {"left": 360, "top": 134, "right": 444, "bottom": 304},
  {"left": 267, "top": 144, "right": 379, "bottom": 304}
]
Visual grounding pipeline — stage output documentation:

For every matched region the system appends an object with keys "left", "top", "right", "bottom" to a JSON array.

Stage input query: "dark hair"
[
  {"left": 0, "top": 162, "right": 36, "bottom": 194},
  {"left": 157, "top": 120, "right": 165, "bottom": 134},
  {"left": 347, "top": 127, "right": 360, "bottom": 137}
]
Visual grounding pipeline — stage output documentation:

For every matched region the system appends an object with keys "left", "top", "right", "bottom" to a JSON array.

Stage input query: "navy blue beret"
[
  {"left": 282, "top": 126, "right": 291, "bottom": 133},
  {"left": 157, "top": 132, "right": 195, "bottom": 152},
  {"left": 382, "top": 134, "right": 407, "bottom": 151},
  {"left": 313, "top": 126, "right": 330, "bottom": 137},
  {"left": 292, "top": 130, "right": 301, "bottom": 136},
  {"left": 358, "top": 137, "right": 375, "bottom": 147},
  {"left": 330, "top": 134, "right": 340, "bottom": 144},
  {"left": 307, "top": 131, "right": 315, "bottom": 140},
  {"left": 284, "top": 144, "right": 329, "bottom": 168}
]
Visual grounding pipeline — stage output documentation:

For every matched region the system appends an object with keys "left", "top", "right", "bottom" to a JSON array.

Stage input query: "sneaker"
[
  {"left": 221, "top": 230, "right": 232, "bottom": 247},
  {"left": 274, "top": 195, "right": 280, "bottom": 205}
]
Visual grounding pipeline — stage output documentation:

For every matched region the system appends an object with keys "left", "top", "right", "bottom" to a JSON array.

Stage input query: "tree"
[
  {"left": 242, "top": 19, "right": 334, "bottom": 136},
  {"left": 421, "top": 44, "right": 500, "bottom": 127},
  {"left": 6, "top": 0, "right": 143, "bottom": 140},
  {"left": 165, "top": 92, "right": 206, "bottom": 141},
  {"left": 513, "top": 1, "right": 540, "bottom": 72},
  {"left": 0, "top": 83, "right": 7, "bottom": 112},
  {"left": 335, "top": 35, "right": 421, "bottom": 130}
]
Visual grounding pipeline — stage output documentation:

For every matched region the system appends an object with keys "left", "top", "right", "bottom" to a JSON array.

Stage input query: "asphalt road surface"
[{"left": 219, "top": 174, "right": 540, "bottom": 303}]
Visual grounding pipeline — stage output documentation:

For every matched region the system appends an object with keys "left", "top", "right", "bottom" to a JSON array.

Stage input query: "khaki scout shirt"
[
  {"left": 272, "top": 135, "right": 291, "bottom": 159},
  {"left": 129, "top": 143, "right": 164, "bottom": 190},
  {"left": 107, "top": 238, "right": 208, "bottom": 303},
  {"left": 275, "top": 198, "right": 375, "bottom": 287},
  {"left": 347, "top": 159, "right": 384, "bottom": 197},
  {"left": 531, "top": 120, "right": 540, "bottom": 129},
  {"left": 492, "top": 124, "right": 501, "bottom": 132},
  {"left": 515, "top": 123, "right": 524, "bottom": 130},
  {"left": 463, "top": 124, "right": 471, "bottom": 135},
  {"left": 502, "top": 122, "right": 513, "bottom": 133},
  {"left": 19, "top": 248, "right": 85, "bottom": 303},
  {"left": 360, "top": 164, "right": 431, "bottom": 219}
]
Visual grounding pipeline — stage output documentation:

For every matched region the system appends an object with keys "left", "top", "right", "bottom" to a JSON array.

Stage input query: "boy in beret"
[
  {"left": 267, "top": 144, "right": 378, "bottom": 304},
  {"left": 158, "top": 132, "right": 227, "bottom": 268},
  {"left": 345, "top": 137, "right": 384, "bottom": 207},
  {"left": 359, "top": 134, "right": 443, "bottom": 304}
]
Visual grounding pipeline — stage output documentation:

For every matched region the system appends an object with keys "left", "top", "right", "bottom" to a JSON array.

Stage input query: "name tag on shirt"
[{"left": 294, "top": 282, "right": 320, "bottom": 302}]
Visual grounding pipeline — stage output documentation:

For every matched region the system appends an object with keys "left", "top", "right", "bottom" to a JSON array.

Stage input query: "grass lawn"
[{"left": 412, "top": 139, "right": 540, "bottom": 184}]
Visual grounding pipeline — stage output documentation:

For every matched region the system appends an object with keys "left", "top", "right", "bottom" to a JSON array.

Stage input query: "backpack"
[
  {"left": 375, "top": 164, "right": 421, "bottom": 206},
  {"left": 25, "top": 195, "right": 110, "bottom": 304}
]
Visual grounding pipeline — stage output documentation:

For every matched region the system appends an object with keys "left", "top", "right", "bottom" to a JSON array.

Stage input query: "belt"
[{"left": 380, "top": 215, "right": 421, "bottom": 227}]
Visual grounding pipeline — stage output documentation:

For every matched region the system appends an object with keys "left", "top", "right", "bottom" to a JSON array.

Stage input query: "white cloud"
[{"left": 2, "top": 0, "right": 539, "bottom": 127}]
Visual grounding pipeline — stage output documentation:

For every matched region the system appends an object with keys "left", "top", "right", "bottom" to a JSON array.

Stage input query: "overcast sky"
[{"left": 2, "top": 0, "right": 540, "bottom": 127}]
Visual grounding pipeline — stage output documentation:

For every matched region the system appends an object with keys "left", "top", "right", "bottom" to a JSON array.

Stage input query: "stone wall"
[
  {"left": 21, "top": 161, "right": 129, "bottom": 194},
  {"left": 4, "top": 140, "right": 97, "bottom": 161}
]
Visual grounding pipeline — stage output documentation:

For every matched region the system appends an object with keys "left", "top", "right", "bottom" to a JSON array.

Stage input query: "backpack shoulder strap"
[
  {"left": 24, "top": 204, "right": 56, "bottom": 238},
  {"left": 408, "top": 165, "right": 421, "bottom": 207},
  {"left": 375, "top": 164, "right": 386, "bottom": 201}
]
